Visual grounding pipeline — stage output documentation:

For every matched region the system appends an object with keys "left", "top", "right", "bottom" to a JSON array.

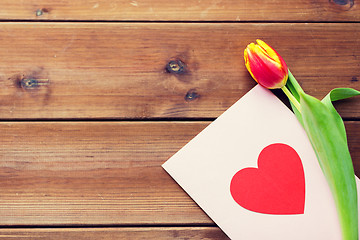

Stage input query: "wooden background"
[{"left": 0, "top": 0, "right": 359, "bottom": 239}]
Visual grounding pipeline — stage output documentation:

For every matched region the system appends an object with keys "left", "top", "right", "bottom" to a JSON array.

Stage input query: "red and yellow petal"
[{"left": 244, "top": 40, "right": 288, "bottom": 89}]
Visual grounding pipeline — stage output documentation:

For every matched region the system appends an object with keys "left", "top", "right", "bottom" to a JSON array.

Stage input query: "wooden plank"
[
  {"left": 0, "top": 122, "right": 209, "bottom": 225},
  {"left": 0, "top": 121, "right": 358, "bottom": 225},
  {"left": 0, "top": 227, "right": 229, "bottom": 239},
  {"left": 0, "top": 0, "right": 358, "bottom": 22},
  {"left": 0, "top": 23, "right": 359, "bottom": 119}
]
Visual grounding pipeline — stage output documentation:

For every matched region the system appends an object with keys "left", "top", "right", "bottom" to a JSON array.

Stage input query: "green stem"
[{"left": 281, "top": 85, "right": 301, "bottom": 113}]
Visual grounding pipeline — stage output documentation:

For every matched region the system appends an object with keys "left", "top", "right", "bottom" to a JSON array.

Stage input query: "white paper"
[{"left": 162, "top": 85, "right": 360, "bottom": 239}]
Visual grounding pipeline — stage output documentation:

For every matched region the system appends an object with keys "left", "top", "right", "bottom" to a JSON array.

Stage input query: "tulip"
[
  {"left": 244, "top": 39, "right": 300, "bottom": 111},
  {"left": 244, "top": 39, "right": 288, "bottom": 89},
  {"left": 244, "top": 39, "right": 360, "bottom": 240}
]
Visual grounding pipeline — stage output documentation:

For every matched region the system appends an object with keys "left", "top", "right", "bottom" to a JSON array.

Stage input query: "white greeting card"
[{"left": 162, "top": 85, "right": 360, "bottom": 239}]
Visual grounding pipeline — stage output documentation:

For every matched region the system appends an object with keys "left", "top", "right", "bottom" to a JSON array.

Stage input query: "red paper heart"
[{"left": 230, "top": 143, "right": 305, "bottom": 215}]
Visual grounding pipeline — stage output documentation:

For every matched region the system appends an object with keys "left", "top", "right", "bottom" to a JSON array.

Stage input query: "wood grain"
[
  {"left": 0, "top": 121, "right": 358, "bottom": 226},
  {"left": 0, "top": 227, "right": 229, "bottom": 239},
  {"left": 0, "top": 122, "right": 209, "bottom": 225},
  {"left": 0, "top": 0, "right": 358, "bottom": 21},
  {"left": 0, "top": 23, "right": 358, "bottom": 119}
]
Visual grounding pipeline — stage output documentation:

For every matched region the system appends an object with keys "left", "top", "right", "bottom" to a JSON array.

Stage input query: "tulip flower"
[
  {"left": 244, "top": 39, "right": 360, "bottom": 240},
  {"left": 244, "top": 39, "right": 288, "bottom": 89},
  {"left": 244, "top": 40, "right": 301, "bottom": 112}
]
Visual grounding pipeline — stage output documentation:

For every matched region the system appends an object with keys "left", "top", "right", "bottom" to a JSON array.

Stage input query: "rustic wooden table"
[{"left": 0, "top": 0, "right": 359, "bottom": 239}]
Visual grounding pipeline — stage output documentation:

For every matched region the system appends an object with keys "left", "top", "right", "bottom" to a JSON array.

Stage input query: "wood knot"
[
  {"left": 21, "top": 78, "right": 49, "bottom": 89},
  {"left": 35, "top": 8, "right": 50, "bottom": 16},
  {"left": 166, "top": 60, "right": 186, "bottom": 74},
  {"left": 185, "top": 89, "right": 200, "bottom": 101},
  {"left": 329, "top": 0, "right": 354, "bottom": 9}
]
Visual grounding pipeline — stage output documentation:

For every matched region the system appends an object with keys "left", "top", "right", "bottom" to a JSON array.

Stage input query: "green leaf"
[
  {"left": 321, "top": 88, "right": 360, "bottom": 144},
  {"left": 287, "top": 70, "right": 304, "bottom": 100},
  {"left": 300, "top": 91, "right": 358, "bottom": 240},
  {"left": 286, "top": 70, "right": 305, "bottom": 126},
  {"left": 323, "top": 88, "right": 360, "bottom": 103}
]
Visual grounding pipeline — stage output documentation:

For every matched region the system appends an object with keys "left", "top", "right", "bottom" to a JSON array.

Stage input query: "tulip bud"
[{"left": 244, "top": 39, "right": 288, "bottom": 89}]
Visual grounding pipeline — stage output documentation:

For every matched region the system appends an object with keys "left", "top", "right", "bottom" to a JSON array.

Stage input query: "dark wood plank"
[
  {"left": 0, "top": 122, "right": 209, "bottom": 225},
  {"left": 0, "top": 23, "right": 358, "bottom": 119},
  {"left": 348, "top": 121, "right": 360, "bottom": 177},
  {"left": 0, "top": 121, "right": 358, "bottom": 225},
  {"left": 0, "top": 0, "right": 358, "bottom": 21},
  {"left": 0, "top": 227, "right": 229, "bottom": 239}
]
